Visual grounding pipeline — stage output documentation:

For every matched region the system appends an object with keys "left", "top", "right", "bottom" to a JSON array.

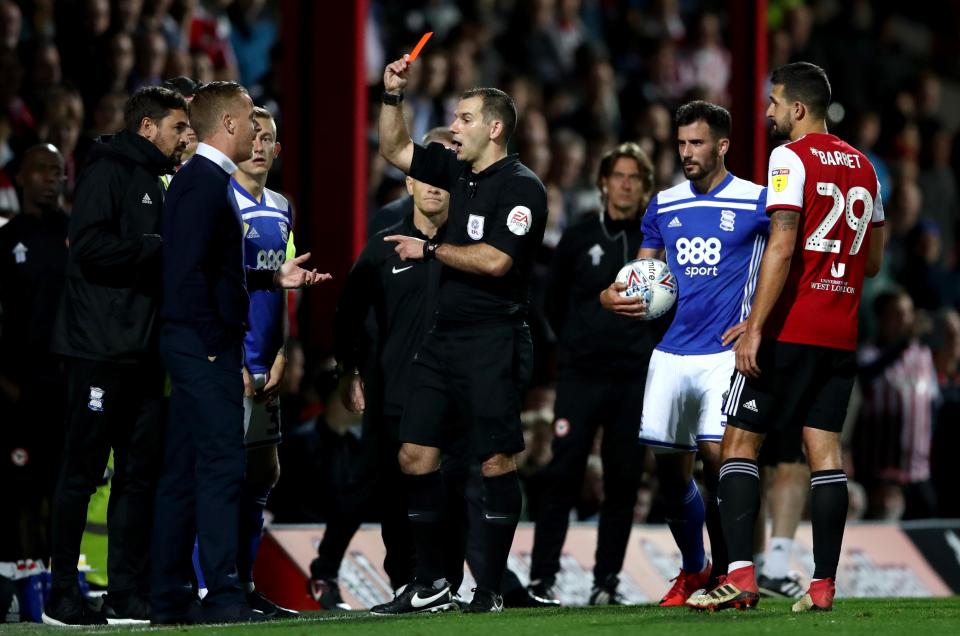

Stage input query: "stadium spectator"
[
  {"left": 854, "top": 290, "right": 939, "bottom": 520},
  {"left": 930, "top": 308, "right": 960, "bottom": 518}
]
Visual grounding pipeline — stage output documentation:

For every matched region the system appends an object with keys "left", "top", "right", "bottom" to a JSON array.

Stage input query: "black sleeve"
[
  {"left": 246, "top": 268, "right": 274, "bottom": 290},
  {"left": 483, "top": 174, "right": 548, "bottom": 259},
  {"left": 408, "top": 142, "right": 460, "bottom": 191},
  {"left": 70, "top": 162, "right": 162, "bottom": 270},
  {"left": 544, "top": 229, "right": 576, "bottom": 336},
  {"left": 332, "top": 242, "right": 379, "bottom": 372}
]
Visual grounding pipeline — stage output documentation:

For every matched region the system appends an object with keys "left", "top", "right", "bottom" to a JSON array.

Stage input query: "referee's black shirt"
[{"left": 409, "top": 142, "right": 547, "bottom": 324}]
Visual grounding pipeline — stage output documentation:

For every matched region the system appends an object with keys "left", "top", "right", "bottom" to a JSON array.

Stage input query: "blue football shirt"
[
  {"left": 641, "top": 173, "right": 768, "bottom": 355},
  {"left": 229, "top": 178, "right": 295, "bottom": 373}
]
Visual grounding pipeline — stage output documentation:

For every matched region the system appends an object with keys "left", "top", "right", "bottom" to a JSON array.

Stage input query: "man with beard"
[
  {"left": 687, "top": 62, "right": 885, "bottom": 613},
  {"left": 601, "top": 101, "right": 768, "bottom": 606},
  {"left": 44, "top": 87, "right": 190, "bottom": 626}
]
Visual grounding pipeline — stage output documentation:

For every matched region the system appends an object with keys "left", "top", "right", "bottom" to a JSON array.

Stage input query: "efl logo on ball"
[{"left": 614, "top": 258, "right": 677, "bottom": 320}]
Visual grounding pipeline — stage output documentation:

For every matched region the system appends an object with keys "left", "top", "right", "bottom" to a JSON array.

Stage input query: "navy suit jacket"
[{"left": 161, "top": 154, "right": 272, "bottom": 356}]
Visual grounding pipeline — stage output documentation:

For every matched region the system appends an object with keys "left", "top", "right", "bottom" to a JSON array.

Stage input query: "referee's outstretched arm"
[{"left": 379, "top": 55, "right": 415, "bottom": 173}]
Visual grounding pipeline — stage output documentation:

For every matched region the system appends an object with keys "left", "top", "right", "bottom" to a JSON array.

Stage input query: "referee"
[{"left": 373, "top": 54, "right": 547, "bottom": 614}]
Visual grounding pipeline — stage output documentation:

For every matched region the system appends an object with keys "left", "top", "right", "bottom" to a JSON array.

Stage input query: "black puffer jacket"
[{"left": 52, "top": 131, "right": 174, "bottom": 362}]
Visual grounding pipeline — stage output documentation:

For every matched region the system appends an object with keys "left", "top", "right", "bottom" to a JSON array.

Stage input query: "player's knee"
[
  {"left": 801, "top": 428, "right": 842, "bottom": 471},
  {"left": 480, "top": 453, "right": 515, "bottom": 477},
  {"left": 720, "top": 425, "right": 762, "bottom": 461},
  {"left": 398, "top": 444, "right": 438, "bottom": 475}
]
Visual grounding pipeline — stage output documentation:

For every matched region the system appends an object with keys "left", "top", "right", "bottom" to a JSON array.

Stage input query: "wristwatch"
[
  {"left": 423, "top": 241, "right": 439, "bottom": 260},
  {"left": 381, "top": 91, "right": 404, "bottom": 106}
]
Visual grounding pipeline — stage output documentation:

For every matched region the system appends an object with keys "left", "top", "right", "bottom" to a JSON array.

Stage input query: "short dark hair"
[
  {"left": 872, "top": 287, "right": 908, "bottom": 318},
  {"left": 675, "top": 100, "right": 731, "bottom": 139},
  {"left": 460, "top": 87, "right": 517, "bottom": 145},
  {"left": 123, "top": 86, "right": 188, "bottom": 133},
  {"left": 161, "top": 76, "right": 199, "bottom": 99},
  {"left": 770, "top": 62, "right": 831, "bottom": 119},
  {"left": 596, "top": 142, "right": 655, "bottom": 208},
  {"left": 189, "top": 81, "right": 248, "bottom": 140}
]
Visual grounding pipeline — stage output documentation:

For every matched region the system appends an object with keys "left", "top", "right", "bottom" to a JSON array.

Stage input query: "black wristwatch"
[
  {"left": 423, "top": 240, "right": 439, "bottom": 260},
  {"left": 382, "top": 91, "right": 404, "bottom": 106}
]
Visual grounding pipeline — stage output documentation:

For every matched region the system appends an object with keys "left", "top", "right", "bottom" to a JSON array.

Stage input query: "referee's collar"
[
  {"left": 468, "top": 153, "right": 518, "bottom": 179},
  {"left": 195, "top": 142, "right": 238, "bottom": 175}
]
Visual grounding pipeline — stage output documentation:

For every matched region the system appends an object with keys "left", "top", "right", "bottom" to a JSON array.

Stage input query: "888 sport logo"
[{"left": 674, "top": 237, "right": 722, "bottom": 276}]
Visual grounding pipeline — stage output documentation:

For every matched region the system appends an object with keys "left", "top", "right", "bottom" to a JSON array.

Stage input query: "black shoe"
[
  {"left": 41, "top": 587, "right": 107, "bottom": 626},
  {"left": 503, "top": 586, "right": 556, "bottom": 608},
  {"left": 102, "top": 592, "right": 151, "bottom": 624},
  {"left": 308, "top": 577, "right": 351, "bottom": 610},
  {"left": 150, "top": 600, "right": 203, "bottom": 626},
  {"left": 588, "top": 575, "right": 626, "bottom": 606},
  {"left": 526, "top": 577, "right": 561, "bottom": 606},
  {"left": 369, "top": 582, "right": 454, "bottom": 616},
  {"left": 757, "top": 573, "right": 805, "bottom": 599},
  {"left": 200, "top": 603, "right": 269, "bottom": 624},
  {"left": 462, "top": 588, "right": 503, "bottom": 613},
  {"left": 247, "top": 591, "right": 300, "bottom": 618}
]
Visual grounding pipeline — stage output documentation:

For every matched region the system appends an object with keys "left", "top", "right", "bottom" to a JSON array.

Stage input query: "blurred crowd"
[
  {"left": 1, "top": 1, "right": 959, "bottom": 575},
  {"left": 0, "top": 0, "right": 280, "bottom": 216}
]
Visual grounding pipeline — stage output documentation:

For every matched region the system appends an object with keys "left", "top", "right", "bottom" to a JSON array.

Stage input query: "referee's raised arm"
[{"left": 379, "top": 55, "right": 415, "bottom": 173}]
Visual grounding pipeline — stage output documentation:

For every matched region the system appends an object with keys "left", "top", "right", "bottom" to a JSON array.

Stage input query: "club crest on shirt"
[
  {"left": 278, "top": 221, "right": 289, "bottom": 243},
  {"left": 506, "top": 206, "right": 532, "bottom": 236},
  {"left": 720, "top": 209, "right": 736, "bottom": 232},
  {"left": 468, "top": 214, "right": 485, "bottom": 240},
  {"left": 771, "top": 168, "right": 789, "bottom": 192}
]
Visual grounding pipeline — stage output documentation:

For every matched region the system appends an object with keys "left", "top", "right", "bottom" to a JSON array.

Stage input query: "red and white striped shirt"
[{"left": 855, "top": 342, "right": 939, "bottom": 484}]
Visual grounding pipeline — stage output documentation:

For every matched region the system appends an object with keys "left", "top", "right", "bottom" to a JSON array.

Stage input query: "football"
[{"left": 615, "top": 258, "right": 678, "bottom": 320}]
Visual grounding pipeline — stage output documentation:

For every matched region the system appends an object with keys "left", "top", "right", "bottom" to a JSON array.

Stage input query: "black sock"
[
  {"left": 718, "top": 458, "right": 760, "bottom": 566},
  {"left": 810, "top": 470, "right": 847, "bottom": 579},
  {"left": 702, "top": 468, "right": 728, "bottom": 578},
  {"left": 405, "top": 471, "right": 447, "bottom": 586},
  {"left": 477, "top": 472, "right": 522, "bottom": 593}
]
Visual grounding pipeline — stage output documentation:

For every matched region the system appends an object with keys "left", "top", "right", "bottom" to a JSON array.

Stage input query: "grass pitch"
[{"left": 3, "top": 598, "right": 959, "bottom": 635}]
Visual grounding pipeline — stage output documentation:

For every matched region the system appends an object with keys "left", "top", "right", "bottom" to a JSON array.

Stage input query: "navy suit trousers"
[{"left": 151, "top": 322, "right": 245, "bottom": 613}]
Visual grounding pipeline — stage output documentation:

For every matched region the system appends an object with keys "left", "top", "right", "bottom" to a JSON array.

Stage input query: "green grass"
[{"left": 4, "top": 599, "right": 960, "bottom": 635}]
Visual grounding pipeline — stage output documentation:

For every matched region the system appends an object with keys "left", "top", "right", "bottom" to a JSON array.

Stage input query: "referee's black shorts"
[
  {"left": 400, "top": 320, "right": 531, "bottom": 459},
  {"left": 724, "top": 340, "right": 856, "bottom": 435}
]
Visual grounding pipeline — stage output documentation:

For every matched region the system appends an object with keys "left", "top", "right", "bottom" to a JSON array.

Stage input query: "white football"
[{"left": 615, "top": 258, "right": 678, "bottom": 320}]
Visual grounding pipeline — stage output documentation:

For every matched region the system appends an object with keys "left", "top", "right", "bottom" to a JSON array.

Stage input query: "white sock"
[
  {"left": 762, "top": 537, "right": 793, "bottom": 579},
  {"left": 728, "top": 560, "right": 753, "bottom": 573}
]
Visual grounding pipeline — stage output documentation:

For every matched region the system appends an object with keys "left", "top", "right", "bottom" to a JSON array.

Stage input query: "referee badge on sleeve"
[
  {"left": 506, "top": 206, "right": 532, "bottom": 236},
  {"left": 468, "top": 214, "right": 485, "bottom": 240}
]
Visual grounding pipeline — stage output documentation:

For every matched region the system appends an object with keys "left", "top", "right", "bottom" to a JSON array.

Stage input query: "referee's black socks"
[
  {"left": 810, "top": 469, "right": 847, "bottom": 580},
  {"left": 717, "top": 458, "right": 760, "bottom": 567},
  {"left": 405, "top": 471, "right": 447, "bottom": 586},
  {"left": 477, "top": 472, "right": 522, "bottom": 593}
]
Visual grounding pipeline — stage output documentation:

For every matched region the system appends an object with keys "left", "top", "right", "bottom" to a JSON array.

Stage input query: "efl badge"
[
  {"left": 278, "top": 221, "right": 289, "bottom": 243},
  {"left": 88, "top": 386, "right": 105, "bottom": 412},
  {"left": 506, "top": 205, "right": 532, "bottom": 236},
  {"left": 720, "top": 209, "right": 736, "bottom": 232},
  {"left": 554, "top": 418, "right": 570, "bottom": 438},
  {"left": 468, "top": 214, "right": 485, "bottom": 240},
  {"left": 771, "top": 168, "right": 789, "bottom": 192},
  {"left": 10, "top": 448, "right": 28, "bottom": 467}
]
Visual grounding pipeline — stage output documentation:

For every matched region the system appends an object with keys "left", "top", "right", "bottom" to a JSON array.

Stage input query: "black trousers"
[
  {"left": 312, "top": 413, "right": 415, "bottom": 591},
  {"left": 49, "top": 357, "right": 165, "bottom": 595},
  {"left": 151, "top": 324, "right": 245, "bottom": 613},
  {"left": 529, "top": 372, "right": 647, "bottom": 583}
]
